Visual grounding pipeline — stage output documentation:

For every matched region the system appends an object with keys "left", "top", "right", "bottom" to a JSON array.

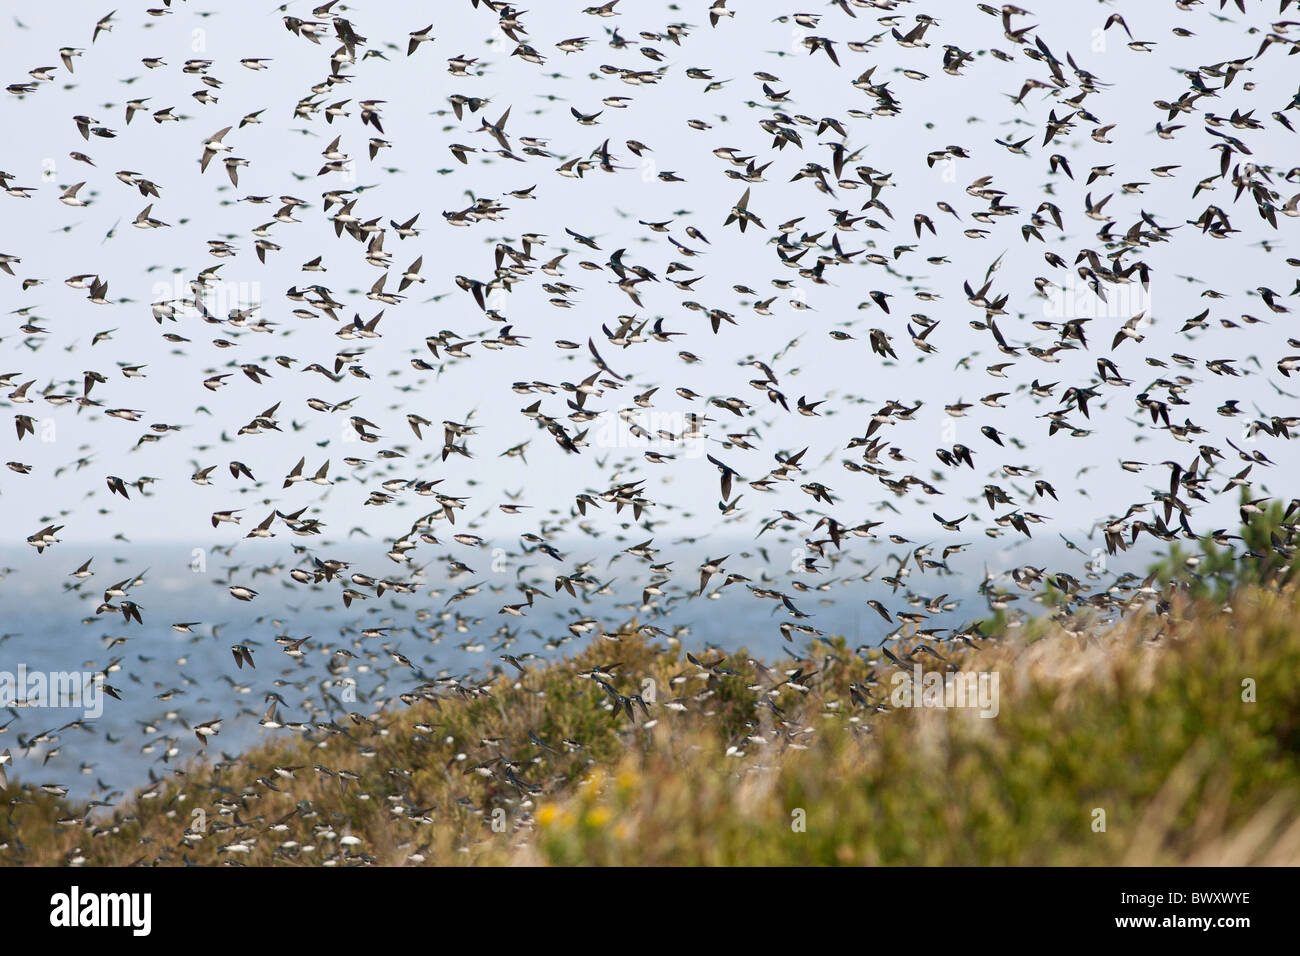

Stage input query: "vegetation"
[
  {"left": 4, "top": 578, "right": 1300, "bottom": 865},
  {"left": 1149, "top": 491, "right": 1299, "bottom": 602}
]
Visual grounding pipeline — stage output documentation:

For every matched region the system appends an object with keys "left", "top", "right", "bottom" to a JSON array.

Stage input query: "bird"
[{"left": 0, "top": 0, "right": 1294, "bottom": 868}]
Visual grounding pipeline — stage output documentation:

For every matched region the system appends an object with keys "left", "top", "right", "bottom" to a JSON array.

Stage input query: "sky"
[{"left": 0, "top": 0, "right": 1294, "bottom": 561}]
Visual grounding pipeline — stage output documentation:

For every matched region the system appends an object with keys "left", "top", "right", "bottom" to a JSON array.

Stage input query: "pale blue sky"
[{"left": 1, "top": 1, "right": 1296, "bottom": 561}]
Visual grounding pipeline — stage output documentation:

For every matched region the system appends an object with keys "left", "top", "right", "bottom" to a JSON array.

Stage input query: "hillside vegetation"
[{"left": 3, "top": 583, "right": 1300, "bottom": 865}]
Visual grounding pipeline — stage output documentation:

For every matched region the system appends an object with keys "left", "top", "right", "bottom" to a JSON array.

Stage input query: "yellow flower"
[
  {"left": 585, "top": 805, "right": 612, "bottom": 828},
  {"left": 536, "top": 803, "right": 559, "bottom": 827}
]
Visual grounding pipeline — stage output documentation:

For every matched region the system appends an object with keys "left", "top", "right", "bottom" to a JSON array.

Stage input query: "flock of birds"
[{"left": 2, "top": 0, "right": 1300, "bottom": 856}]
